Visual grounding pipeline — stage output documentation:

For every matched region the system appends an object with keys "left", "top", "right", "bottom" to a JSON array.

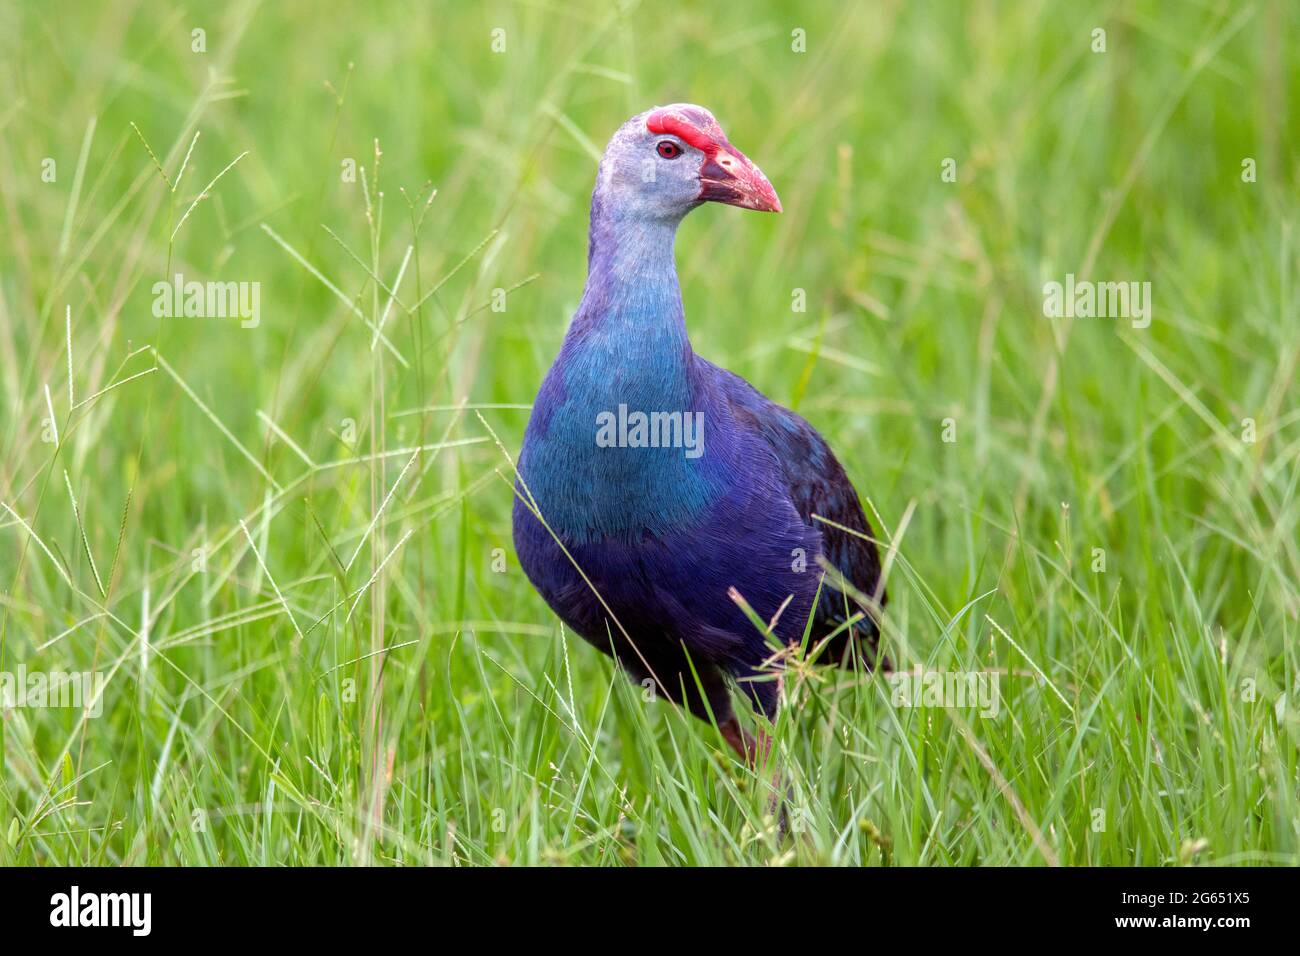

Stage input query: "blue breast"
[{"left": 517, "top": 285, "right": 729, "bottom": 543}]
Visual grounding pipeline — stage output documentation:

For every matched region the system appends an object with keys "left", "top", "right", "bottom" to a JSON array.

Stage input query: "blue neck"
[
  {"left": 521, "top": 192, "right": 723, "bottom": 540},
  {"left": 566, "top": 192, "right": 690, "bottom": 356}
]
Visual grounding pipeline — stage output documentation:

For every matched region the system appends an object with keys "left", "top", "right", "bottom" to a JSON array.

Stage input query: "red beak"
[{"left": 699, "top": 145, "right": 782, "bottom": 213}]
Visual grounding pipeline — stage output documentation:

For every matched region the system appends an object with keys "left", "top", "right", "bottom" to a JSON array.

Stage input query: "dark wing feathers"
[{"left": 705, "top": 361, "right": 887, "bottom": 667}]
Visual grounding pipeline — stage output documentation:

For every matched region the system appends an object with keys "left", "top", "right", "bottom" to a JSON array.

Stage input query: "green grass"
[{"left": 0, "top": 0, "right": 1297, "bottom": 866}]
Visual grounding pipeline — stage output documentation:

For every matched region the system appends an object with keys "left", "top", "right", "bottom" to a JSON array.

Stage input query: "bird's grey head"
[{"left": 593, "top": 104, "right": 782, "bottom": 223}]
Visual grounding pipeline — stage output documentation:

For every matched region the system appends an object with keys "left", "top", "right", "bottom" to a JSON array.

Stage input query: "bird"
[{"left": 512, "top": 104, "right": 887, "bottom": 771}]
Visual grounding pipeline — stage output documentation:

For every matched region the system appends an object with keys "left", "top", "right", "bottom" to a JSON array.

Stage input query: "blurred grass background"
[{"left": 0, "top": 0, "right": 1297, "bottom": 865}]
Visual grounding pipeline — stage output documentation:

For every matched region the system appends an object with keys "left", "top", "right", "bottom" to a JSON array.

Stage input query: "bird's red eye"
[{"left": 656, "top": 140, "right": 682, "bottom": 159}]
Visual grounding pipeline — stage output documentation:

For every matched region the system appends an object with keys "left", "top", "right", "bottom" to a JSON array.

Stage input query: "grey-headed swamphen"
[{"left": 513, "top": 104, "right": 888, "bottom": 769}]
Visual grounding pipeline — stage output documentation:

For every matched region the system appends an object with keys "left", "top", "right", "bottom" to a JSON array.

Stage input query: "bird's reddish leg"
[
  {"left": 720, "top": 718, "right": 788, "bottom": 832},
  {"left": 720, "top": 717, "right": 764, "bottom": 765}
]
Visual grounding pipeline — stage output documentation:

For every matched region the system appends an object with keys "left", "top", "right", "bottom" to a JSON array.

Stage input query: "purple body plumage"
[{"left": 512, "top": 105, "right": 885, "bottom": 743}]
